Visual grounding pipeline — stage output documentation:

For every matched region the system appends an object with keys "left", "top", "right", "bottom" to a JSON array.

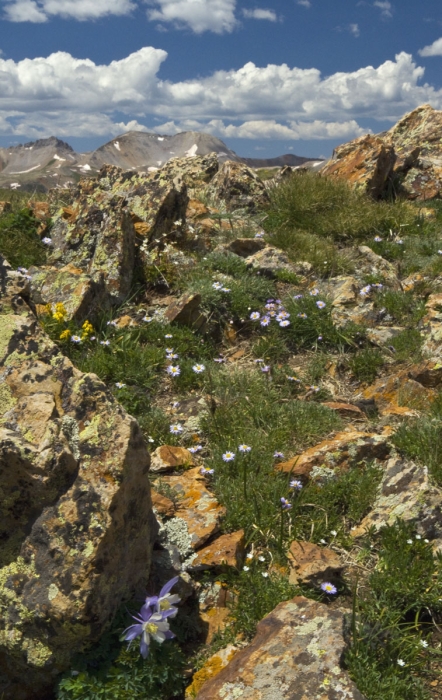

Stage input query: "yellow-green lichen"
[
  {"left": 0, "top": 315, "right": 17, "bottom": 359},
  {"left": 25, "top": 638, "right": 53, "bottom": 667},
  {"left": 0, "top": 382, "right": 17, "bottom": 422}
]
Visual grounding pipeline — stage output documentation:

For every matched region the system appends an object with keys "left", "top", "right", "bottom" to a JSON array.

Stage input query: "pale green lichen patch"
[
  {"left": 0, "top": 382, "right": 17, "bottom": 422},
  {"left": 48, "top": 584, "right": 59, "bottom": 601},
  {"left": 25, "top": 639, "right": 53, "bottom": 667},
  {"left": 0, "top": 315, "right": 18, "bottom": 359}
]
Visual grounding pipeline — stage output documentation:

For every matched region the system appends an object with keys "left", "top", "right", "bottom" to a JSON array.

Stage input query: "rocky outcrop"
[
  {"left": 321, "top": 104, "right": 442, "bottom": 200},
  {"left": 195, "top": 596, "right": 366, "bottom": 699},
  {"left": 206, "top": 161, "right": 270, "bottom": 212},
  {"left": 351, "top": 457, "right": 442, "bottom": 545},
  {"left": 321, "top": 134, "right": 395, "bottom": 199},
  {"left": 0, "top": 257, "right": 156, "bottom": 699}
]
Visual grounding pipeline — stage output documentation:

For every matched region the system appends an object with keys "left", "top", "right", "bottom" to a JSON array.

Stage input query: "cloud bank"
[{"left": 0, "top": 48, "right": 440, "bottom": 140}]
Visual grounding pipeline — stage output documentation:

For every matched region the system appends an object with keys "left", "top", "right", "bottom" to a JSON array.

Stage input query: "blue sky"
[{"left": 1, "top": 0, "right": 442, "bottom": 158}]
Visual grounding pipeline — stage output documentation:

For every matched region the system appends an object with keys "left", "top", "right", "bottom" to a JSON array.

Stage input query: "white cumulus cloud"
[
  {"left": 154, "top": 118, "right": 366, "bottom": 140},
  {"left": 297, "top": 0, "right": 311, "bottom": 7},
  {"left": 419, "top": 37, "right": 442, "bottom": 57},
  {"left": 4, "top": 0, "right": 135, "bottom": 21},
  {"left": 0, "top": 48, "right": 441, "bottom": 141},
  {"left": 242, "top": 8, "right": 277, "bottom": 21},
  {"left": 145, "top": 0, "right": 237, "bottom": 33}
]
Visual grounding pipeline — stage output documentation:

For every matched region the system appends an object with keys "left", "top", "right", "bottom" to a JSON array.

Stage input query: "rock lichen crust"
[
  {"left": 0, "top": 256, "right": 156, "bottom": 699},
  {"left": 195, "top": 596, "right": 366, "bottom": 699}
]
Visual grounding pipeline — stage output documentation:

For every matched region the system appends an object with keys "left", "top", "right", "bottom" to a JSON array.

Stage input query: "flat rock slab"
[
  {"left": 164, "top": 292, "right": 205, "bottom": 328},
  {"left": 156, "top": 467, "right": 225, "bottom": 549},
  {"left": 150, "top": 445, "right": 195, "bottom": 473},
  {"left": 287, "top": 540, "right": 342, "bottom": 586},
  {"left": 246, "top": 246, "right": 297, "bottom": 277},
  {"left": 351, "top": 457, "right": 442, "bottom": 542},
  {"left": 195, "top": 596, "right": 366, "bottom": 700},
  {"left": 189, "top": 530, "right": 245, "bottom": 571},
  {"left": 363, "top": 370, "right": 437, "bottom": 416},
  {"left": 276, "top": 429, "right": 391, "bottom": 478}
]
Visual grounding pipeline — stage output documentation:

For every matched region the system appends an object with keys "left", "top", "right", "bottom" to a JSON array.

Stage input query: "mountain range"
[{"left": 0, "top": 132, "right": 322, "bottom": 192}]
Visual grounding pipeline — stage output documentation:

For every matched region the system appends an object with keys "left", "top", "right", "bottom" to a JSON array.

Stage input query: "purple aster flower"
[
  {"left": 261, "top": 365, "right": 271, "bottom": 373},
  {"left": 42, "top": 237, "right": 52, "bottom": 245},
  {"left": 280, "top": 497, "right": 292, "bottom": 510},
  {"left": 297, "top": 313, "right": 307, "bottom": 319},
  {"left": 316, "top": 301, "right": 326, "bottom": 309},
  {"left": 170, "top": 423, "right": 183, "bottom": 434},
  {"left": 290, "top": 479, "right": 303, "bottom": 490},
  {"left": 214, "top": 357, "right": 225, "bottom": 363},
  {"left": 188, "top": 445, "right": 202, "bottom": 453},
  {"left": 200, "top": 467, "right": 214, "bottom": 476},
  {"left": 279, "top": 320, "right": 290, "bottom": 327},
  {"left": 250, "top": 311, "right": 260, "bottom": 320},
  {"left": 222, "top": 451, "right": 235, "bottom": 462},
  {"left": 273, "top": 451, "right": 284, "bottom": 458},
  {"left": 293, "top": 294, "right": 303, "bottom": 300},
  {"left": 100, "top": 339, "right": 110, "bottom": 346},
  {"left": 192, "top": 363, "right": 205, "bottom": 373},
  {"left": 320, "top": 582, "right": 337, "bottom": 594},
  {"left": 374, "top": 236, "right": 383, "bottom": 242},
  {"left": 122, "top": 606, "right": 175, "bottom": 659},
  {"left": 260, "top": 316, "right": 271, "bottom": 327},
  {"left": 309, "top": 288, "right": 319, "bottom": 296}
]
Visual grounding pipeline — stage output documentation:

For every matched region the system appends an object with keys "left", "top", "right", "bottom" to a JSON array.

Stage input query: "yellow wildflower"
[
  {"left": 81, "top": 320, "right": 94, "bottom": 340},
  {"left": 52, "top": 302, "right": 67, "bottom": 322},
  {"left": 60, "top": 329, "right": 71, "bottom": 341}
]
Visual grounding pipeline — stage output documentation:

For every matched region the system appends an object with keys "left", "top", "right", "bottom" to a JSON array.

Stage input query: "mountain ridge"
[{"left": 0, "top": 131, "right": 322, "bottom": 192}]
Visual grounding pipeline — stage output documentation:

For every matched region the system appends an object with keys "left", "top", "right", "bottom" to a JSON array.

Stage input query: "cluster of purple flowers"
[
  {"left": 249, "top": 299, "right": 292, "bottom": 328},
  {"left": 122, "top": 576, "right": 180, "bottom": 659}
]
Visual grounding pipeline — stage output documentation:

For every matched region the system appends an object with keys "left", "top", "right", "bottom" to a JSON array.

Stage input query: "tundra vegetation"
[{"left": 1, "top": 170, "right": 442, "bottom": 700}]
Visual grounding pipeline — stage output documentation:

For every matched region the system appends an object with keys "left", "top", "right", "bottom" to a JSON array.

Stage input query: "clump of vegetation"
[
  {"left": 346, "top": 520, "right": 442, "bottom": 700},
  {"left": 349, "top": 348, "right": 385, "bottom": 384}
]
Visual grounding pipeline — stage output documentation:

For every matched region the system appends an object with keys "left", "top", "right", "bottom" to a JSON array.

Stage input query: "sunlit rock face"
[{"left": 0, "top": 256, "right": 156, "bottom": 700}]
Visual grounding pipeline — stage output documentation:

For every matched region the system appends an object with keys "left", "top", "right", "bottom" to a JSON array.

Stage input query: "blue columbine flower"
[
  {"left": 122, "top": 607, "right": 175, "bottom": 659},
  {"left": 143, "top": 576, "right": 181, "bottom": 617}
]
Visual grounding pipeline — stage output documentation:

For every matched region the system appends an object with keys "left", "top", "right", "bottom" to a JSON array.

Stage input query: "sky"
[{"left": 1, "top": 0, "right": 442, "bottom": 159}]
